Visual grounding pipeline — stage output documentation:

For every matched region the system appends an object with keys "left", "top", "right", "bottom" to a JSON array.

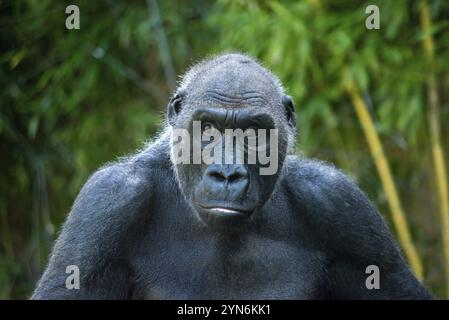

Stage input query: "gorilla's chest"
[{"left": 130, "top": 229, "right": 326, "bottom": 299}]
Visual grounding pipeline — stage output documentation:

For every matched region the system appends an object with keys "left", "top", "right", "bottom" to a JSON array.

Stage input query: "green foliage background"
[{"left": 1, "top": 0, "right": 449, "bottom": 299}]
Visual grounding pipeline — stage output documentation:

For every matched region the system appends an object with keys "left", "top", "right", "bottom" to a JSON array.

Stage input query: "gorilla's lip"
[{"left": 197, "top": 204, "right": 252, "bottom": 217}]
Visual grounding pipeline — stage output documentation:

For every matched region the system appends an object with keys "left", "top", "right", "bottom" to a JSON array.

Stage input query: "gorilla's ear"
[
  {"left": 167, "top": 90, "right": 186, "bottom": 126},
  {"left": 282, "top": 95, "right": 296, "bottom": 128}
]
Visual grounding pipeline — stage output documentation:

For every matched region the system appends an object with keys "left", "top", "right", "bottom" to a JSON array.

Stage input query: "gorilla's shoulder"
[
  {"left": 284, "top": 155, "right": 354, "bottom": 191},
  {"left": 79, "top": 160, "right": 147, "bottom": 205},
  {"left": 283, "top": 155, "right": 392, "bottom": 257},
  {"left": 283, "top": 155, "right": 378, "bottom": 221},
  {"left": 71, "top": 139, "right": 172, "bottom": 222}
]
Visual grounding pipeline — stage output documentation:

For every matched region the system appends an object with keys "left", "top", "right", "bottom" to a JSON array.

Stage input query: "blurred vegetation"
[{"left": 1, "top": 0, "right": 449, "bottom": 299}]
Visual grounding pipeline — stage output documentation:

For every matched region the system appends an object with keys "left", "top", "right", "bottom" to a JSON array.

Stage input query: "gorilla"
[{"left": 32, "top": 53, "right": 431, "bottom": 299}]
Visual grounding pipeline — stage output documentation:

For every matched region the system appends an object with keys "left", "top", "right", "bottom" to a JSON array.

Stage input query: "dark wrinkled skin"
[{"left": 32, "top": 54, "right": 431, "bottom": 299}]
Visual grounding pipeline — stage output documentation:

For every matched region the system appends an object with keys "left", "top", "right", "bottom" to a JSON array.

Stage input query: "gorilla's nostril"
[
  {"left": 206, "top": 165, "right": 249, "bottom": 185},
  {"left": 210, "top": 172, "right": 226, "bottom": 182},
  {"left": 228, "top": 173, "right": 243, "bottom": 183},
  {"left": 208, "top": 171, "right": 246, "bottom": 184}
]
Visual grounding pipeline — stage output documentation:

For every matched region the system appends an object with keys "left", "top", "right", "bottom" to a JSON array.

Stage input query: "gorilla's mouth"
[
  {"left": 200, "top": 206, "right": 251, "bottom": 217},
  {"left": 195, "top": 203, "right": 254, "bottom": 222}
]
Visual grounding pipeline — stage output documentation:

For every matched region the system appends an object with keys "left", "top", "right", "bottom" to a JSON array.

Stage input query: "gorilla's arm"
[
  {"left": 32, "top": 161, "right": 150, "bottom": 299},
  {"left": 287, "top": 158, "right": 431, "bottom": 299}
]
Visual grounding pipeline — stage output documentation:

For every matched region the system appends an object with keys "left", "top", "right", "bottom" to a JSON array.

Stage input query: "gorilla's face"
[
  {"left": 172, "top": 108, "right": 286, "bottom": 229},
  {"left": 168, "top": 55, "right": 295, "bottom": 230}
]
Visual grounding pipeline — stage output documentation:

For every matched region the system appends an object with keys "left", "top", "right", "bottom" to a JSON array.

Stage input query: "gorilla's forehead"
[
  {"left": 183, "top": 58, "right": 283, "bottom": 108},
  {"left": 200, "top": 89, "right": 268, "bottom": 108}
]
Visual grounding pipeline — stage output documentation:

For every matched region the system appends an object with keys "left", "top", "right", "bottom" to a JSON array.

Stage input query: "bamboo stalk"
[
  {"left": 346, "top": 81, "right": 424, "bottom": 280},
  {"left": 420, "top": 1, "right": 449, "bottom": 296}
]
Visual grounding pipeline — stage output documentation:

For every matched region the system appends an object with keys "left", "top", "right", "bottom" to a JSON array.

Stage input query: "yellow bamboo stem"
[
  {"left": 420, "top": 1, "right": 449, "bottom": 296},
  {"left": 346, "top": 82, "right": 424, "bottom": 280}
]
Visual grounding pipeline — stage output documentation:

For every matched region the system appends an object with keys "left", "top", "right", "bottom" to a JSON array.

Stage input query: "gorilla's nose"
[{"left": 205, "top": 164, "right": 249, "bottom": 196}]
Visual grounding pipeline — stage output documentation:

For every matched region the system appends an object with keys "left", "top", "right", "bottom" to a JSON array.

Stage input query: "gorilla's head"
[{"left": 167, "top": 53, "right": 296, "bottom": 229}]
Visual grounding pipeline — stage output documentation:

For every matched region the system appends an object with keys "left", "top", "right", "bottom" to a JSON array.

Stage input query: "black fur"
[{"left": 32, "top": 54, "right": 431, "bottom": 299}]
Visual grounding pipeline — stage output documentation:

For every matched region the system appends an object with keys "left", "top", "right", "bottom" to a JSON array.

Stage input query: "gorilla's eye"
[{"left": 201, "top": 122, "right": 215, "bottom": 132}]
